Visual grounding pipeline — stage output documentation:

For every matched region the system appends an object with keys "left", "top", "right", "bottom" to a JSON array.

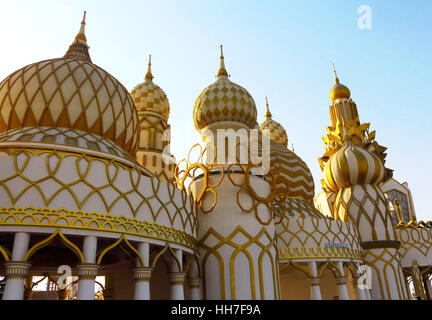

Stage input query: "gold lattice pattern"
[
  {"left": 199, "top": 225, "right": 279, "bottom": 300},
  {"left": 131, "top": 80, "right": 170, "bottom": 120},
  {"left": 260, "top": 117, "right": 288, "bottom": 147},
  {"left": 0, "top": 206, "right": 197, "bottom": 249},
  {"left": 176, "top": 143, "right": 313, "bottom": 225},
  {"left": 0, "top": 58, "right": 139, "bottom": 155},
  {"left": 363, "top": 248, "right": 409, "bottom": 300},
  {"left": 268, "top": 140, "right": 315, "bottom": 202},
  {"left": 0, "top": 148, "right": 197, "bottom": 236},
  {"left": 276, "top": 205, "right": 363, "bottom": 260},
  {"left": 333, "top": 184, "right": 396, "bottom": 242},
  {"left": 397, "top": 224, "right": 432, "bottom": 260},
  {"left": 193, "top": 77, "right": 257, "bottom": 130},
  {"left": 0, "top": 127, "right": 132, "bottom": 160}
]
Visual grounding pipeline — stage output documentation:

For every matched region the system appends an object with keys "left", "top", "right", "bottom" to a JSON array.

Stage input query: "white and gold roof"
[
  {"left": 259, "top": 97, "right": 288, "bottom": 147},
  {"left": 0, "top": 12, "right": 139, "bottom": 155},
  {"left": 323, "top": 137, "right": 385, "bottom": 192},
  {"left": 193, "top": 46, "right": 257, "bottom": 131},
  {"left": 130, "top": 55, "right": 170, "bottom": 120}
]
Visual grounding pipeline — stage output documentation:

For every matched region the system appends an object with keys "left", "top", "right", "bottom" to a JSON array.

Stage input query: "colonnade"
[
  {"left": 1, "top": 232, "right": 202, "bottom": 300},
  {"left": 305, "top": 261, "right": 370, "bottom": 300}
]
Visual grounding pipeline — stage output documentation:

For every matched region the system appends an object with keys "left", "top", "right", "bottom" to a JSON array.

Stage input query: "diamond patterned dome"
[
  {"left": 130, "top": 56, "right": 170, "bottom": 120},
  {"left": 193, "top": 47, "right": 257, "bottom": 130},
  {"left": 260, "top": 99, "right": 288, "bottom": 147},
  {"left": 0, "top": 58, "right": 139, "bottom": 155}
]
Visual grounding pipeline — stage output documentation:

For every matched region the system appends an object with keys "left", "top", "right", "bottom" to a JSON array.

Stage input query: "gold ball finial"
[{"left": 330, "top": 63, "right": 351, "bottom": 102}]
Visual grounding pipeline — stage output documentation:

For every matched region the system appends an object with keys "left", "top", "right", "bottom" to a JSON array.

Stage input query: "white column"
[
  {"left": 3, "top": 232, "right": 31, "bottom": 300},
  {"left": 77, "top": 236, "right": 98, "bottom": 300},
  {"left": 134, "top": 268, "right": 152, "bottom": 300},
  {"left": 168, "top": 272, "right": 186, "bottom": 300},
  {"left": 188, "top": 278, "right": 202, "bottom": 300},
  {"left": 169, "top": 249, "right": 184, "bottom": 300},
  {"left": 336, "top": 261, "right": 349, "bottom": 300},
  {"left": 134, "top": 242, "right": 151, "bottom": 300},
  {"left": 187, "top": 261, "right": 202, "bottom": 300},
  {"left": 308, "top": 261, "right": 322, "bottom": 300},
  {"left": 352, "top": 276, "right": 366, "bottom": 300}
]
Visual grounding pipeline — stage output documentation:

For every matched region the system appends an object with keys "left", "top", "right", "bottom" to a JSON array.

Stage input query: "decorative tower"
[
  {"left": 130, "top": 55, "right": 176, "bottom": 181},
  {"left": 317, "top": 69, "right": 408, "bottom": 300},
  {"left": 187, "top": 46, "right": 279, "bottom": 300}
]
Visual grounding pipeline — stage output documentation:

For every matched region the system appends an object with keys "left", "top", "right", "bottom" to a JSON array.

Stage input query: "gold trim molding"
[
  {"left": 361, "top": 240, "right": 401, "bottom": 250},
  {"left": 0, "top": 206, "right": 198, "bottom": 250},
  {"left": 278, "top": 246, "right": 363, "bottom": 260}
]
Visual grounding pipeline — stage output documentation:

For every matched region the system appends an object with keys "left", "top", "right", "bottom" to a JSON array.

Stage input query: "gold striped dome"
[
  {"left": 259, "top": 98, "right": 288, "bottom": 147},
  {"left": 193, "top": 46, "right": 257, "bottom": 131},
  {"left": 0, "top": 13, "right": 139, "bottom": 155},
  {"left": 269, "top": 140, "right": 315, "bottom": 202},
  {"left": 323, "top": 140, "right": 385, "bottom": 192},
  {"left": 130, "top": 55, "right": 170, "bottom": 120}
]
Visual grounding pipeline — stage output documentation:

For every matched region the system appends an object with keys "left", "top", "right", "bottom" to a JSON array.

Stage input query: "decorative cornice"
[
  {"left": 336, "top": 276, "right": 347, "bottom": 285},
  {"left": 187, "top": 277, "right": 201, "bottom": 288},
  {"left": 168, "top": 272, "right": 186, "bottom": 286},
  {"left": 0, "top": 206, "right": 198, "bottom": 250},
  {"left": 133, "top": 267, "right": 153, "bottom": 282},
  {"left": 77, "top": 263, "right": 100, "bottom": 280},
  {"left": 308, "top": 277, "right": 321, "bottom": 286},
  {"left": 4, "top": 261, "right": 31, "bottom": 279}
]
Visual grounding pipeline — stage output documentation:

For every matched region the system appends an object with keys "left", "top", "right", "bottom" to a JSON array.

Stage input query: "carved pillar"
[{"left": 134, "top": 267, "right": 152, "bottom": 300}]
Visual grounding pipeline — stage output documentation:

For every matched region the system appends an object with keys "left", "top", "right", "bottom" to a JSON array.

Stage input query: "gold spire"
[
  {"left": 329, "top": 63, "right": 350, "bottom": 102},
  {"left": 64, "top": 11, "right": 92, "bottom": 63},
  {"left": 332, "top": 63, "right": 339, "bottom": 83},
  {"left": 265, "top": 97, "right": 272, "bottom": 118},
  {"left": 75, "top": 11, "right": 87, "bottom": 43},
  {"left": 145, "top": 54, "right": 154, "bottom": 81},
  {"left": 216, "top": 45, "right": 229, "bottom": 78}
]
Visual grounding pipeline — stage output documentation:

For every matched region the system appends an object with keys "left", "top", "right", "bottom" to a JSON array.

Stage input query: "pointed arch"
[
  {"left": 24, "top": 229, "right": 84, "bottom": 264},
  {"left": 0, "top": 245, "right": 10, "bottom": 262},
  {"left": 96, "top": 234, "right": 144, "bottom": 267},
  {"left": 150, "top": 243, "right": 182, "bottom": 272}
]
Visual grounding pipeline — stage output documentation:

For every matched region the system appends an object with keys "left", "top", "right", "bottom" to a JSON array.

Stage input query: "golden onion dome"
[
  {"left": 330, "top": 65, "right": 351, "bottom": 102},
  {"left": 130, "top": 55, "right": 170, "bottom": 120},
  {"left": 323, "top": 139, "right": 385, "bottom": 192},
  {"left": 0, "top": 12, "right": 139, "bottom": 155},
  {"left": 193, "top": 46, "right": 257, "bottom": 131},
  {"left": 259, "top": 97, "right": 288, "bottom": 147},
  {"left": 268, "top": 140, "right": 315, "bottom": 202}
]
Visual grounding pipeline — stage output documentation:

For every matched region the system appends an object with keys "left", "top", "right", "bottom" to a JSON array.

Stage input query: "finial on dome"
[
  {"left": 332, "top": 63, "right": 339, "bottom": 83},
  {"left": 265, "top": 97, "right": 272, "bottom": 118},
  {"left": 145, "top": 54, "right": 154, "bottom": 81},
  {"left": 329, "top": 63, "right": 350, "bottom": 102},
  {"left": 64, "top": 11, "right": 92, "bottom": 63},
  {"left": 216, "top": 45, "right": 229, "bottom": 78}
]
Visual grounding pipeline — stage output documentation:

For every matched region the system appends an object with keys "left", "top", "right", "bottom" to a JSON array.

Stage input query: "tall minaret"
[
  {"left": 189, "top": 46, "right": 279, "bottom": 300},
  {"left": 318, "top": 70, "right": 408, "bottom": 300},
  {"left": 130, "top": 55, "right": 176, "bottom": 181}
]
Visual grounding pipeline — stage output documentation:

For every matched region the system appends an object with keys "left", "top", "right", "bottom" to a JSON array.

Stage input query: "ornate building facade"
[{"left": 0, "top": 13, "right": 430, "bottom": 300}]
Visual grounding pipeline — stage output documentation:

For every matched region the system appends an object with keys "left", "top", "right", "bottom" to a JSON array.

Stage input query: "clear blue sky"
[{"left": 0, "top": 0, "right": 431, "bottom": 220}]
